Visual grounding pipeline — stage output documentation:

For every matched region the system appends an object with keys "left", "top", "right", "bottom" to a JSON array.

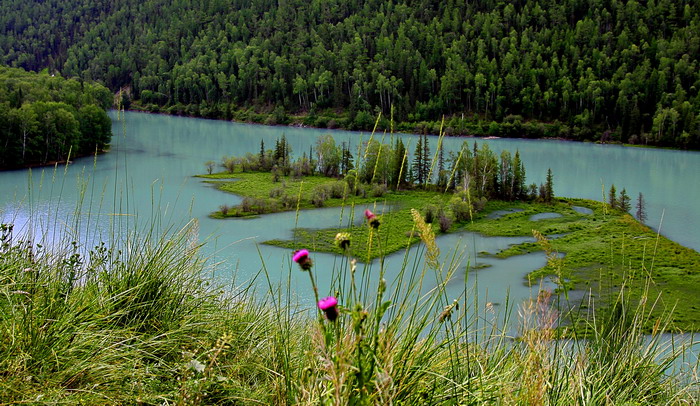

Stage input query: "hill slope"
[{"left": 2, "top": 0, "right": 699, "bottom": 147}]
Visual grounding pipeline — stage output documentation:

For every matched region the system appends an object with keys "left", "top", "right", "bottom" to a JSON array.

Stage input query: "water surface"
[{"left": 1, "top": 111, "right": 698, "bottom": 306}]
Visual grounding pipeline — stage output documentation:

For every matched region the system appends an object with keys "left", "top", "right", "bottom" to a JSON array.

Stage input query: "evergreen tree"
[
  {"left": 618, "top": 188, "right": 631, "bottom": 212},
  {"left": 609, "top": 185, "right": 617, "bottom": 209},
  {"left": 512, "top": 151, "right": 525, "bottom": 200},
  {"left": 422, "top": 134, "right": 431, "bottom": 185},
  {"left": 636, "top": 193, "right": 647, "bottom": 222},
  {"left": 259, "top": 139, "right": 265, "bottom": 165},
  {"left": 412, "top": 135, "right": 424, "bottom": 186},
  {"left": 545, "top": 168, "right": 554, "bottom": 203},
  {"left": 390, "top": 138, "right": 407, "bottom": 189},
  {"left": 437, "top": 138, "right": 446, "bottom": 188},
  {"left": 340, "top": 142, "right": 354, "bottom": 176}
]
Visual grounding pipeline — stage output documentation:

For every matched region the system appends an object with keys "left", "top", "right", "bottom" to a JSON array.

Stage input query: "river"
[{"left": 0, "top": 111, "right": 698, "bottom": 322}]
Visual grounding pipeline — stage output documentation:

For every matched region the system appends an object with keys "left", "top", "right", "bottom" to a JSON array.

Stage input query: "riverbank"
[
  {"left": 130, "top": 102, "right": 698, "bottom": 151},
  {"left": 200, "top": 171, "right": 700, "bottom": 331}
]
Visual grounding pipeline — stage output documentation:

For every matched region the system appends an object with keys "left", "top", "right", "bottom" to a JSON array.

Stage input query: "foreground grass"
[{"left": 1, "top": 218, "right": 697, "bottom": 404}]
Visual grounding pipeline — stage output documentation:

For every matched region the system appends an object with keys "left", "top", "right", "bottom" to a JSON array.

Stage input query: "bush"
[
  {"left": 269, "top": 186, "right": 285, "bottom": 198},
  {"left": 240, "top": 197, "right": 254, "bottom": 213},
  {"left": 330, "top": 181, "right": 348, "bottom": 199},
  {"left": 279, "top": 193, "right": 297, "bottom": 209},
  {"left": 438, "top": 214, "right": 453, "bottom": 232},
  {"left": 219, "top": 204, "right": 230, "bottom": 216},
  {"left": 271, "top": 166, "right": 281, "bottom": 182},
  {"left": 345, "top": 170, "right": 357, "bottom": 190},
  {"left": 371, "top": 183, "right": 387, "bottom": 197},
  {"left": 424, "top": 205, "right": 440, "bottom": 224},
  {"left": 310, "top": 185, "right": 329, "bottom": 207},
  {"left": 473, "top": 197, "right": 488, "bottom": 212},
  {"left": 222, "top": 156, "right": 237, "bottom": 173},
  {"left": 451, "top": 198, "right": 472, "bottom": 222}
]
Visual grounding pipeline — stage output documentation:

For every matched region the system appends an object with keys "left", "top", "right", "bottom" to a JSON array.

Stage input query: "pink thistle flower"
[
  {"left": 292, "top": 249, "right": 313, "bottom": 271},
  {"left": 364, "top": 209, "right": 380, "bottom": 229},
  {"left": 318, "top": 296, "right": 339, "bottom": 321}
]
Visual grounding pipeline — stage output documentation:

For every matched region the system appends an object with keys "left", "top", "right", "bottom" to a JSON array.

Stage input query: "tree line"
[
  {"left": 0, "top": 66, "right": 113, "bottom": 169},
  {"left": 2, "top": 0, "right": 699, "bottom": 148},
  {"left": 213, "top": 132, "right": 556, "bottom": 219}
]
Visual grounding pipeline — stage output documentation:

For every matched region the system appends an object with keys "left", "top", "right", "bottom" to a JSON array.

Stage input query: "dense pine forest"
[
  {"left": 0, "top": 67, "right": 112, "bottom": 169},
  {"left": 1, "top": 0, "right": 699, "bottom": 148}
]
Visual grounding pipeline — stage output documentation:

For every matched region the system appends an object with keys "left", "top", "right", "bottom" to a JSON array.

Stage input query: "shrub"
[
  {"left": 330, "top": 181, "right": 348, "bottom": 199},
  {"left": 371, "top": 183, "right": 387, "bottom": 197},
  {"left": 269, "top": 186, "right": 285, "bottom": 198},
  {"left": 424, "top": 204, "right": 440, "bottom": 224},
  {"left": 310, "top": 185, "right": 329, "bottom": 207},
  {"left": 219, "top": 204, "right": 230, "bottom": 216},
  {"left": 438, "top": 214, "right": 453, "bottom": 232},
  {"left": 240, "top": 197, "right": 254, "bottom": 213},
  {"left": 345, "top": 170, "right": 357, "bottom": 190},
  {"left": 450, "top": 198, "right": 472, "bottom": 222},
  {"left": 221, "top": 156, "right": 237, "bottom": 173},
  {"left": 279, "top": 193, "right": 296, "bottom": 209},
  {"left": 271, "top": 166, "right": 281, "bottom": 182},
  {"left": 473, "top": 197, "right": 488, "bottom": 212}
]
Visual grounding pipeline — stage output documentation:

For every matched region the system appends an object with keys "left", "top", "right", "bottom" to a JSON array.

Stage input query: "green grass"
[{"left": 465, "top": 198, "right": 700, "bottom": 331}]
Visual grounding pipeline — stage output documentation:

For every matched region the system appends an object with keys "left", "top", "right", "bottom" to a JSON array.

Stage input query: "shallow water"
[{"left": 530, "top": 212, "right": 564, "bottom": 221}]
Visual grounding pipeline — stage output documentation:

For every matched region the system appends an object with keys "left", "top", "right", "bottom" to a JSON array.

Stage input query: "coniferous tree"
[
  {"left": 422, "top": 134, "right": 431, "bottom": 185},
  {"left": 545, "top": 168, "right": 554, "bottom": 203},
  {"left": 259, "top": 140, "right": 265, "bottom": 165},
  {"left": 636, "top": 192, "right": 647, "bottom": 222},
  {"left": 609, "top": 185, "right": 618, "bottom": 209},
  {"left": 513, "top": 151, "right": 526, "bottom": 200},
  {"left": 390, "top": 138, "right": 407, "bottom": 189},
  {"left": 340, "top": 142, "right": 354, "bottom": 176},
  {"left": 618, "top": 188, "right": 631, "bottom": 212},
  {"left": 412, "top": 135, "right": 424, "bottom": 186},
  {"left": 437, "top": 139, "right": 446, "bottom": 188}
]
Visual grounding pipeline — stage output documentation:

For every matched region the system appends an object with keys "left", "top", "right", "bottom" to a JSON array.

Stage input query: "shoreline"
[{"left": 121, "top": 105, "right": 699, "bottom": 152}]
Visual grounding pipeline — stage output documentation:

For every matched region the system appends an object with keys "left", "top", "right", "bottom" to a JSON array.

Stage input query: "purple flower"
[
  {"left": 318, "top": 296, "right": 339, "bottom": 321},
  {"left": 364, "top": 209, "right": 380, "bottom": 229},
  {"left": 293, "top": 249, "right": 313, "bottom": 271}
]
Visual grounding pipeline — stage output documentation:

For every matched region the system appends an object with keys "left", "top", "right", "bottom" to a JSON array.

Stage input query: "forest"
[
  {"left": 0, "top": 67, "right": 113, "bottom": 169},
  {"left": 1, "top": 0, "right": 699, "bottom": 148}
]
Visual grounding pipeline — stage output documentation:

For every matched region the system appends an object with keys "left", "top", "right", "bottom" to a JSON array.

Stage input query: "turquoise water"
[{"left": 0, "top": 111, "right": 698, "bottom": 310}]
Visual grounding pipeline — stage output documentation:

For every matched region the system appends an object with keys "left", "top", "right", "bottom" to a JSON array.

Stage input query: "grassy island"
[{"left": 199, "top": 168, "right": 700, "bottom": 331}]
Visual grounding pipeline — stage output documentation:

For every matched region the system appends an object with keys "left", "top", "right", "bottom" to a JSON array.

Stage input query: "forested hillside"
[
  {"left": 0, "top": 67, "right": 112, "bottom": 169},
  {"left": 2, "top": 0, "right": 698, "bottom": 148}
]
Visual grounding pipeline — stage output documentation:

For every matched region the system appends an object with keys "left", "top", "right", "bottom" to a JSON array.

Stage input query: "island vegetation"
[
  {"left": 200, "top": 133, "right": 700, "bottom": 330},
  {"left": 1, "top": 0, "right": 699, "bottom": 148},
  {"left": 0, "top": 66, "right": 113, "bottom": 169}
]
